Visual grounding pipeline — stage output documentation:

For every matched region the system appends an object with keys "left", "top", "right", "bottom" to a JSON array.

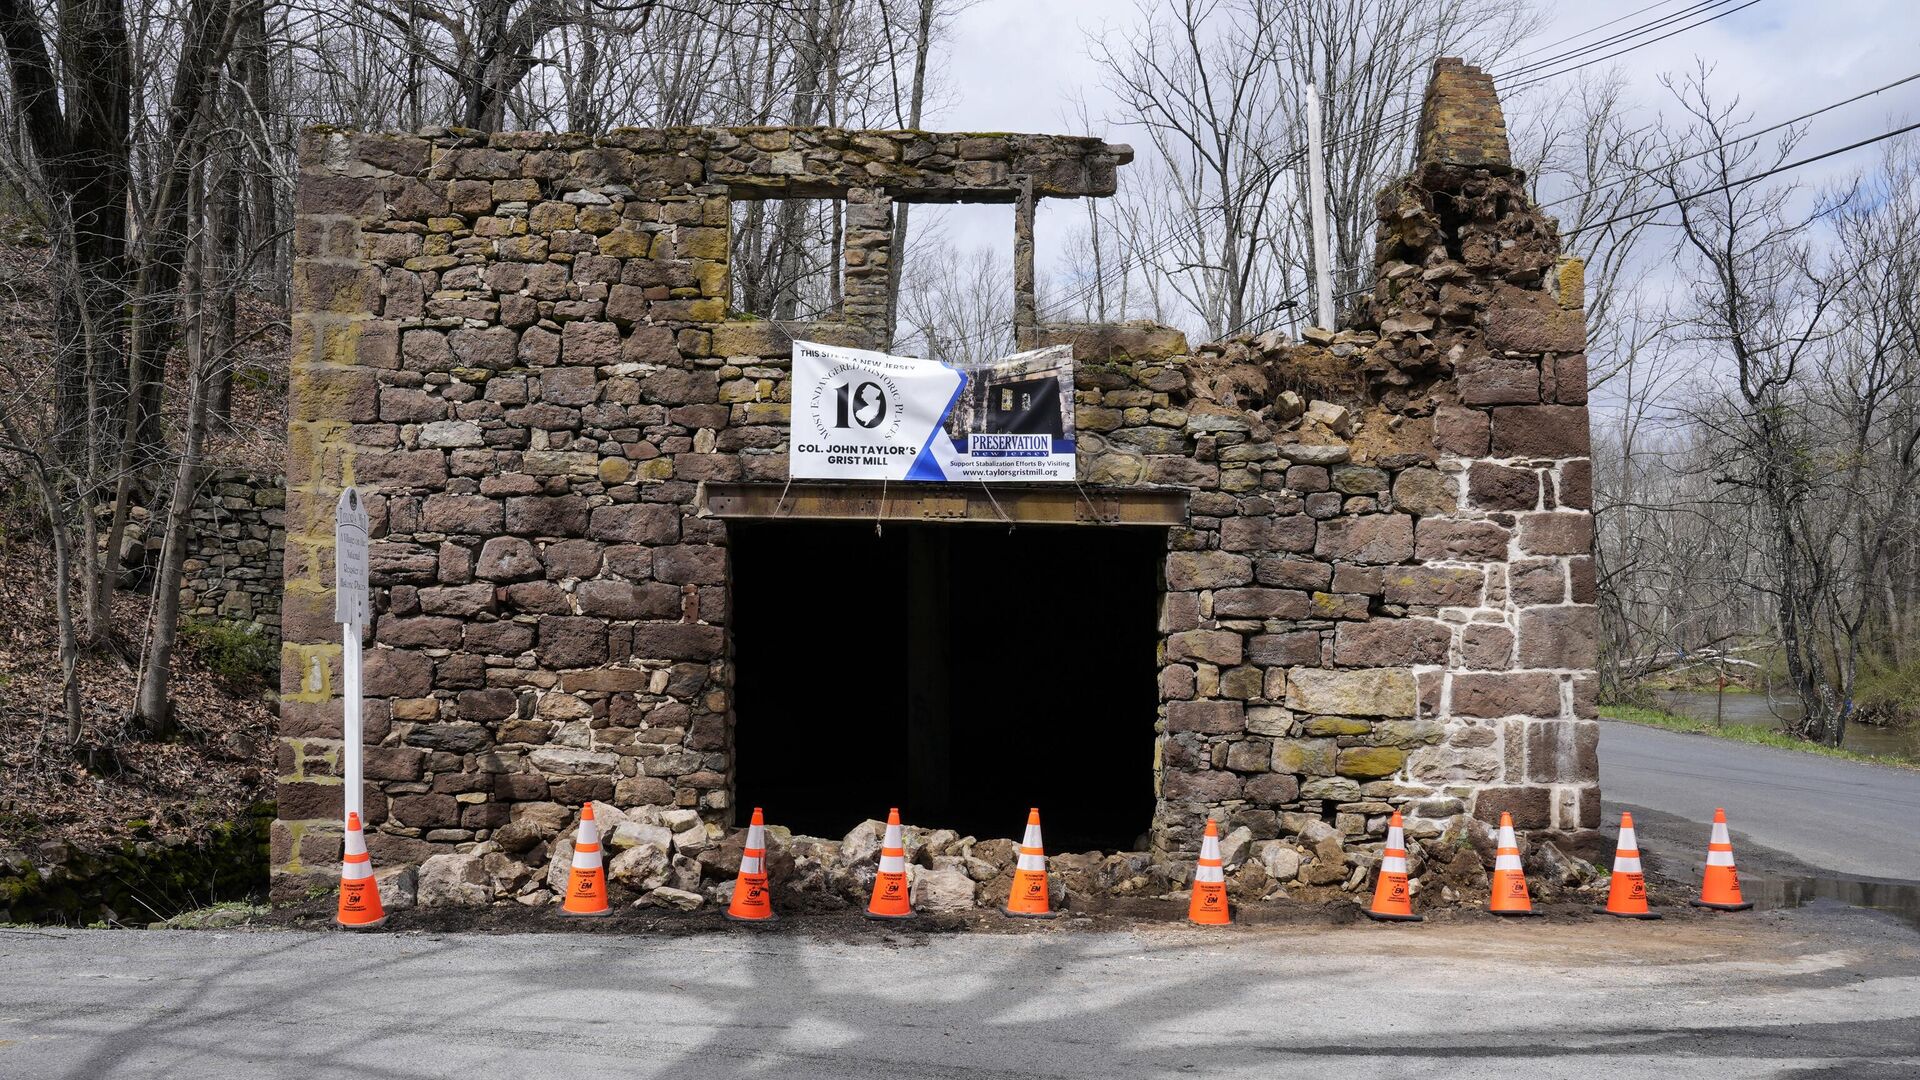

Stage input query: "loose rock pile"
[{"left": 385, "top": 801, "right": 1607, "bottom": 914}]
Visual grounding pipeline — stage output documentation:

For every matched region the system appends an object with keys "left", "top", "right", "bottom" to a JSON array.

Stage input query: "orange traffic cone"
[
  {"left": 1187, "top": 818, "right": 1230, "bottom": 925},
  {"left": 1487, "top": 812, "right": 1540, "bottom": 916},
  {"left": 1692, "top": 808, "right": 1753, "bottom": 911},
  {"left": 1004, "top": 808, "right": 1057, "bottom": 918},
  {"left": 560, "top": 803, "right": 611, "bottom": 917},
  {"left": 1597, "top": 811, "right": 1661, "bottom": 919},
  {"left": 336, "top": 811, "right": 386, "bottom": 930},
  {"left": 726, "top": 807, "right": 776, "bottom": 923},
  {"left": 865, "top": 808, "right": 913, "bottom": 920},
  {"left": 1366, "top": 811, "right": 1422, "bottom": 922}
]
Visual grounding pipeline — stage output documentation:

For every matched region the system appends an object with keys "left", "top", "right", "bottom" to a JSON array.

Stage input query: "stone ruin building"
[{"left": 277, "top": 58, "right": 1600, "bottom": 912}]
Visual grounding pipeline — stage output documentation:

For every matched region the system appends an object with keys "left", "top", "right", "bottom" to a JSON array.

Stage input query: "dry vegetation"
[{"left": 0, "top": 229, "right": 286, "bottom": 852}]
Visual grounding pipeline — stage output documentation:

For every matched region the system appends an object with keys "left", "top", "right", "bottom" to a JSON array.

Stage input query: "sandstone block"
[
  {"left": 1450, "top": 671, "right": 1562, "bottom": 718},
  {"left": 1162, "top": 769, "right": 1244, "bottom": 801},
  {"left": 1336, "top": 746, "right": 1406, "bottom": 779},
  {"left": 1332, "top": 620, "right": 1451, "bottom": 666},
  {"left": 1457, "top": 354, "right": 1541, "bottom": 405},
  {"left": 1519, "top": 511, "right": 1593, "bottom": 556},
  {"left": 1414, "top": 519, "right": 1510, "bottom": 561},
  {"left": 1167, "top": 630, "right": 1243, "bottom": 666},
  {"left": 1165, "top": 551, "right": 1253, "bottom": 590},
  {"left": 1167, "top": 700, "right": 1246, "bottom": 735},
  {"left": 1434, "top": 405, "right": 1490, "bottom": 457},
  {"left": 1248, "top": 632, "right": 1320, "bottom": 667},
  {"left": 1390, "top": 467, "right": 1457, "bottom": 517},
  {"left": 1526, "top": 719, "right": 1599, "bottom": 783},
  {"left": 1285, "top": 669, "right": 1417, "bottom": 717},
  {"left": 1467, "top": 462, "right": 1539, "bottom": 511},
  {"left": 538, "top": 616, "right": 608, "bottom": 667},
  {"left": 1382, "top": 566, "right": 1484, "bottom": 607},
  {"left": 1314, "top": 515, "right": 1414, "bottom": 564},
  {"left": 1472, "top": 785, "right": 1553, "bottom": 829},
  {"left": 1516, "top": 605, "right": 1598, "bottom": 669},
  {"left": 1491, "top": 405, "right": 1590, "bottom": 458},
  {"left": 475, "top": 536, "right": 543, "bottom": 581}
]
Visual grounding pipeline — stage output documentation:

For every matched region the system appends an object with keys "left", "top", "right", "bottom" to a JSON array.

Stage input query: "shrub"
[{"left": 178, "top": 618, "right": 277, "bottom": 684}]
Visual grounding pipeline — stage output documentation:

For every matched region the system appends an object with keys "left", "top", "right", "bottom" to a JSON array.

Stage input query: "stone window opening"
[{"left": 728, "top": 197, "right": 847, "bottom": 323}]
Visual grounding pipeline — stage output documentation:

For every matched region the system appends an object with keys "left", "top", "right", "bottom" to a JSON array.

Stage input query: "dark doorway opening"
[{"left": 730, "top": 518, "right": 1163, "bottom": 851}]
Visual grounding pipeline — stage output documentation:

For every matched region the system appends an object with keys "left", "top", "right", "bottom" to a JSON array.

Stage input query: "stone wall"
[
  {"left": 180, "top": 468, "right": 286, "bottom": 640},
  {"left": 277, "top": 60, "right": 1598, "bottom": 909}
]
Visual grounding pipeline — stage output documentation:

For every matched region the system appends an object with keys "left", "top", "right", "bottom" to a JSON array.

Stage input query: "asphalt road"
[
  {"left": 1598, "top": 721, "right": 1920, "bottom": 881},
  {"left": 2, "top": 910, "right": 1918, "bottom": 1080}
]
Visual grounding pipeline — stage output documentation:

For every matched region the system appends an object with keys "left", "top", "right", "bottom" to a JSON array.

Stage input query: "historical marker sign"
[{"left": 334, "top": 488, "right": 370, "bottom": 625}]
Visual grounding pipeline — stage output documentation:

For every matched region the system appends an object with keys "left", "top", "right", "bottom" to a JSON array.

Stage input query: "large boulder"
[
  {"left": 911, "top": 862, "right": 976, "bottom": 913},
  {"left": 373, "top": 864, "right": 418, "bottom": 911},
  {"left": 417, "top": 853, "right": 491, "bottom": 907},
  {"left": 608, "top": 843, "right": 672, "bottom": 893}
]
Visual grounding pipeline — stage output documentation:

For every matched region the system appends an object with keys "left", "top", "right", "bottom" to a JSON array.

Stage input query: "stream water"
[{"left": 1655, "top": 689, "right": 1920, "bottom": 764}]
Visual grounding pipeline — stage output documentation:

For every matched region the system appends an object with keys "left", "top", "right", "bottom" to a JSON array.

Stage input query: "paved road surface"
[
  {"left": 2, "top": 912, "right": 1917, "bottom": 1080},
  {"left": 1599, "top": 721, "right": 1920, "bottom": 881}
]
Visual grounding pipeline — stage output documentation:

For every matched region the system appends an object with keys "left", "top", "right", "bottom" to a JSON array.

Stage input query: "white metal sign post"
[{"left": 334, "top": 488, "right": 370, "bottom": 823}]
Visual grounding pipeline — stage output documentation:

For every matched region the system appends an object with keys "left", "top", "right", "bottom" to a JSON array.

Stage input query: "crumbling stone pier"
[{"left": 279, "top": 58, "right": 1598, "bottom": 913}]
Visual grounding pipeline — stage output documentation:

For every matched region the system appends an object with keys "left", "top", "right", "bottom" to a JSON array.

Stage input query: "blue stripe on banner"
[{"left": 905, "top": 366, "right": 967, "bottom": 482}]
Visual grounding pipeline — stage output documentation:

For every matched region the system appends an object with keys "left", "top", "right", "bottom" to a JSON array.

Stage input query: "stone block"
[
  {"left": 1519, "top": 512, "right": 1593, "bottom": 556},
  {"left": 1244, "top": 773, "right": 1301, "bottom": 804},
  {"left": 1248, "top": 632, "right": 1321, "bottom": 667},
  {"left": 1162, "top": 769, "right": 1244, "bottom": 801},
  {"left": 1490, "top": 405, "right": 1590, "bottom": 458},
  {"left": 1459, "top": 623, "right": 1515, "bottom": 669},
  {"left": 1165, "top": 551, "right": 1253, "bottom": 590},
  {"left": 1457, "top": 354, "right": 1540, "bottom": 405},
  {"left": 1167, "top": 630, "right": 1244, "bottom": 666},
  {"left": 1391, "top": 467, "right": 1457, "bottom": 517},
  {"left": 1526, "top": 719, "right": 1599, "bottom": 783},
  {"left": 538, "top": 615, "right": 608, "bottom": 668},
  {"left": 628, "top": 621, "right": 725, "bottom": 661},
  {"left": 1434, "top": 405, "right": 1490, "bottom": 457},
  {"left": 1285, "top": 669, "right": 1417, "bottom": 717},
  {"left": 1508, "top": 560, "right": 1566, "bottom": 606},
  {"left": 1450, "top": 671, "right": 1562, "bottom": 718},
  {"left": 1332, "top": 620, "right": 1452, "bottom": 666},
  {"left": 589, "top": 503, "right": 681, "bottom": 544},
  {"left": 1467, "top": 463, "right": 1539, "bottom": 511},
  {"left": 1212, "top": 588, "right": 1308, "bottom": 619},
  {"left": 1336, "top": 747, "right": 1406, "bottom": 779},
  {"left": 1167, "top": 700, "right": 1246, "bottom": 735},
  {"left": 1472, "top": 785, "right": 1553, "bottom": 829},
  {"left": 1516, "top": 605, "right": 1599, "bottom": 670},
  {"left": 1414, "top": 519, "right": 1510, "bottom": 562},
  {"left": 1313, "top": 515, "right": 1414, "bottom": 564},
  {"left": 1382, "top": 566, "right": 1484, "bottom": 607}
]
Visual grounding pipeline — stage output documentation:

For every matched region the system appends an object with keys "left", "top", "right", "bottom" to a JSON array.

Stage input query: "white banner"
[{"left": 788, "top": 340, "right": 1076, "bottom": 482}]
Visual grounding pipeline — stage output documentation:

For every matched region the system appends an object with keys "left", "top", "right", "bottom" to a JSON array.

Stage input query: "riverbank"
[{"left": 1600, "top": 704, "right": 1920, "bottom": 769}]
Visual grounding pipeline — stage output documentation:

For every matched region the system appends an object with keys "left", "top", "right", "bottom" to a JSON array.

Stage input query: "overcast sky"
[{"left": 913, "top": 0, "right": 1920, "bottom": 269}]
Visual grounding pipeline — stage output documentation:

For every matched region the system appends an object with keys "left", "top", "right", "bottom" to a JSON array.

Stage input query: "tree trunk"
[{"left": 134, "top": 147, "right": 213, "bottom": 739}]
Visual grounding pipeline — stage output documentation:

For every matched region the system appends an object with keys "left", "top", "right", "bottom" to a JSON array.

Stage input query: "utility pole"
[
  {"left": 335, "top": 488, "right": 370, "bottom": 822},
  {"left": 1305, "top": 82, "right": 1336, "bottom": 330}
]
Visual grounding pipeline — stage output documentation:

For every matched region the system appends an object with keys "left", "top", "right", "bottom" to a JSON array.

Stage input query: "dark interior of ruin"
[{"left": 729, "top": 518, "right": 1164, "bottom": 851}]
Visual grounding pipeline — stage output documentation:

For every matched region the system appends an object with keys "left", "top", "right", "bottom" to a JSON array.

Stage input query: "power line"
[
  {"left": 1567, "top": 119, "right": 1920, "bottom": 238},
  {"left": 1539, "top": 69, "right": 1920, "bottom": 211},
  {"left": 1502, "top": 0, "right": 1700, "bottom": 66},
  {"left": 1052, "top": 0, "right": 1758, "bottom": 319},
  {"left": 1041, "top": 0, "right": 1773, "bottom": 322}
]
